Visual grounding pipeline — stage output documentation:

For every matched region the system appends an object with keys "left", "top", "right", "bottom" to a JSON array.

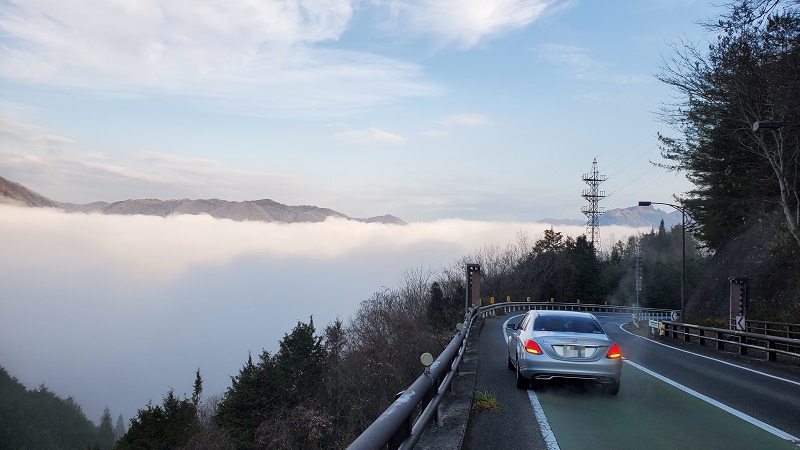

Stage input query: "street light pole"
[{"left": 638, "top": 201, "right": 686, "bottom": 322}]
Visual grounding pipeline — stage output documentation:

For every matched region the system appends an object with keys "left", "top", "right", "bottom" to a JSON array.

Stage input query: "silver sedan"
[{"left": 506, "top": 310, "right": 622, "bottom": 394}]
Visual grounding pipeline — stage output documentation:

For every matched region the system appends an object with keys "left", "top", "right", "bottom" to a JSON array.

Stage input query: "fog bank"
[{"left": 0, "top": 205, "right": 642, "bottom": 424}]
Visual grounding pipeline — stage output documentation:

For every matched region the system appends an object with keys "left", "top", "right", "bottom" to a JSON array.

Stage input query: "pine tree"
[
  {"left": 116, "top": 390, "right": 198, "bottom": 450},
  {"left": 426, "top": 281, "right": 447, "bottom": 329},
  {"left": 95, "top": 406, "right": 116, "bottom": 450},
  {"left": 114, "top": 414, "right": 126, "bottom": 442},
  {"left": 191, "top": 368, "right": 203, "bottom": 414}
]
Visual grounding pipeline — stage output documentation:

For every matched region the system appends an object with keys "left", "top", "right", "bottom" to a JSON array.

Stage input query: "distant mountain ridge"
[
  {"left": 0, "top": 176, "right": 60, "bottom": 208},
  {"left": 0, "top": 176, "right": 406, "bottom": 225},
  {"left": 538, "top": 206, "right": 683, "bottom": 230}
]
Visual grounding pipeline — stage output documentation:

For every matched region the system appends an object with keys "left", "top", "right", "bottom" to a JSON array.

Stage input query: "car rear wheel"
[
  {"left": 602, "top": 379, "right": 620, "bottom": 395},
  {"left": 515, "top": 356, "right": 529, "bottom": 389}
]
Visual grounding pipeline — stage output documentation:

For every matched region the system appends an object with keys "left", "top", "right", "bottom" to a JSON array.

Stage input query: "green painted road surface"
[
  {"left": 534, "top": 363, "right": 796, "bottom": 450},
  {"left": 500, "top": 315, "right": 797, "bottom": 450}
]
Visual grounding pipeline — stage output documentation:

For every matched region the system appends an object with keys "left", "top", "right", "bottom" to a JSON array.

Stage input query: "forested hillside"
[
  {"left": 0, "top": 365, "right": 125, "bottom": 449},
  {"left": 657, "top": 0, "right": 800, "bottom": 318}
]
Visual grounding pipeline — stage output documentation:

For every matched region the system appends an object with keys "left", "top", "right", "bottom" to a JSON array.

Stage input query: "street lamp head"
[
  {"left": 638, "top": 201, "right": 652, "bottom": 207},
  {"left": 752, "top": 121, "right": 784, "bottom": 132}
]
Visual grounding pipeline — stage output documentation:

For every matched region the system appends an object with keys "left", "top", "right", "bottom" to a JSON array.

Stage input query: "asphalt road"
[{"left": 463, "top": 312, "right": 800, "bottom": 450}]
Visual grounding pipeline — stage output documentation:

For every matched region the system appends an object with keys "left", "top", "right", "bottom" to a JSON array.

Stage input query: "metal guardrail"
[
  {"left": 347, "top": 302, "right": 677, "bottom": 449},
  {"left": 729, "top": 318, "right": 800, "bottom": 340},
  {"left": 478, "top": 301, "right": 677, "bottom": 321},
  {"left": 350, "top": 300, "right": 800, "bottom": 448},
  {"left": 662, "top": 321, "right": 800, "bottom": 362},
  {"left": 347, "top": 308, "right": 478, "bottom": 450}
]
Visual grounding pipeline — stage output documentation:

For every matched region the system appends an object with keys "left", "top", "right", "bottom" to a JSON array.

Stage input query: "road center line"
[
  {"left": 502, "top": 314, "right": 561, "bottom": 450},
  {"left": 624, "top": 359, "right": 800, "bottom": 444}
]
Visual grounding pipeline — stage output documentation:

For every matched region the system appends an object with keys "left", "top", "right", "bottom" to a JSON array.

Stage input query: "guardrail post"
[
  {"left": 698, "top": 329, "right": 705, "bottom": 346},
  {"left": 767, "top": 340, "right": 777, "bottom": 362},
  {"left": 388, "top": 391, "right": 411, "bottom": 450},
  {"left": 739, "top": 336, "right": 748, "bottom": 355},
  {"left": 717, "top": 331, "right": 725, "bottom": 350},
  {"left": 684, "top": 324, "right": 691, "bottom": 342},
  {"left": 423, "top": 373, "right": 436, "bottom": 425}
]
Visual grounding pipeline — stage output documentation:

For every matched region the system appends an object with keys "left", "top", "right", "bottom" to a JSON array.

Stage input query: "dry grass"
[{"left": 472, "top": 390, "right": 501, "bottom": 412}]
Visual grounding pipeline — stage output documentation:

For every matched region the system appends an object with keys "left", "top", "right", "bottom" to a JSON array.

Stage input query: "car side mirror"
[{"left": 506, "top": 322, "right": 519, "bottom": 330}]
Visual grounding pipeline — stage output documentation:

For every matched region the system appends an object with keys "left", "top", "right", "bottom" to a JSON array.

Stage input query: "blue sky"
[{"left": 1, "top": 0, "right": 718, "bottom": 222}]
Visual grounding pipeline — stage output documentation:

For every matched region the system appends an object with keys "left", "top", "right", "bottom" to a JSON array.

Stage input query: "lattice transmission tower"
[{"left": 581, "top": 158, "right": 607, "bottom": 248}]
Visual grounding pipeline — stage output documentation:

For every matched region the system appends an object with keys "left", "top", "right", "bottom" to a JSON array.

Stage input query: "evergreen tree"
[
  {"left": 0, "top": 366, "right": 97, "bottom": 450},
  {"left": 658, "top": 0, "right": 800, "bottom": 249},
  {"left": 426, "top": 281, "right": 448, "bottom": 329},
  {"left": 532, "top": 227, "right": 567, "bottom": 255},
  {"left": 215, "top": 318, "right": 327, "bottom": 449},
  {"left": 96, "top": 406, "right": 116, "bottom": 450},
  {"left": 191, "top": 368, "right": 202, "bottom": 414},
  {"left": 324, "top": 319, "right": 346, "bottom": 365},
  {"left": 115, "top": 390, "right": 198, "bottom": 450},
  {"left": 215, "top": 352, "right": 279, "bottom": 449},
  {"left": 274, "top": 318, "right": 326, "bottom": 405},
  {"left": 567, "top": 235, "right": 603, "bottom": 302},
  {"left": 114, "top": 414, "right": 125, "bottom": 442}
]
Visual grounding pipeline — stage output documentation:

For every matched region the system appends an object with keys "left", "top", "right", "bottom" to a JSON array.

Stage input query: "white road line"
[
  {"left": 502, "top": 314, "right": 560, "bottom": 450},
  {"left": 616, "top": 323, "right": 800, "bottom": 387},
  {"left": 624, "top": 359, "right": 800, "bottom": 444},
  {"left": 527, "top": 390, "right": 560, "bottom": 450},
  {"left": 502, "top": 315, "right": 799, "bottom": 446}
]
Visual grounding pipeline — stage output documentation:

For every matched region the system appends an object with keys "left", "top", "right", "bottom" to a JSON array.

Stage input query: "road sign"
[
  {"left": 671, "top": 311, "right": 678, "bottom": 321},
  {"left": 735, "top": 315, "right": 745, "bottom": 331}
]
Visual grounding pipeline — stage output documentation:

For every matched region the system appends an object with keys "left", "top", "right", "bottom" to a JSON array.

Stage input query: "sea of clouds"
[{"left": 0, "top": 204, "right": 642, "bottom": 424}]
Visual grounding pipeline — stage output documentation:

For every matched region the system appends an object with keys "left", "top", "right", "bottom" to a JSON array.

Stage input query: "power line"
[{"left": 596, "top": 134, "right": 655, "bottom": 173}]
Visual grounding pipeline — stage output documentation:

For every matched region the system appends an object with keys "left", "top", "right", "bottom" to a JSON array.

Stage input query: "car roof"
[{"left": 533, "top": 310, "right": 597, "bottom": 318}]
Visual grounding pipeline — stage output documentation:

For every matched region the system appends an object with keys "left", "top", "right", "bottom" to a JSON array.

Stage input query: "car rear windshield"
[{"left": 533, "top": 315, "right": 603, "bottom": 334}]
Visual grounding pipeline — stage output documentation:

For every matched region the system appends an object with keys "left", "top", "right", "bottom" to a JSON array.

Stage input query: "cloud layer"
[{"left": 0, "top": 204, "right": 641, "bottom": 424}]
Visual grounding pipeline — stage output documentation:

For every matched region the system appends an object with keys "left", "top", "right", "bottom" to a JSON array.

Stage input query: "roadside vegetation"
[
  {"left": 472, "top": 390, "right": 502, "bottom": 412},
  {"left": 656, "top": 0, "right": 800, "bottom": 319}
]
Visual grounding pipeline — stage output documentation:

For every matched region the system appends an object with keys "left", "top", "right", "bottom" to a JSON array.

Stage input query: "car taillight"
[
  {"left": 525, "top": 340, "right": 542, "bottom": 354},
  {"left": 606, "top": 343, "right": 621, "bottom": 359}
]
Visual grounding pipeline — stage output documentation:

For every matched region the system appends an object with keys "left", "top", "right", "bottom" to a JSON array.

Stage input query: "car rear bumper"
[{"left": 518, "top": 353, "right": 622, "bottom": 383}]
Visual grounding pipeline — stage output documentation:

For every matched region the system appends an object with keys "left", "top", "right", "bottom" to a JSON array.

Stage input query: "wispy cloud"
[
  {"left": 609, "top": 74, "right": 652, "bottom": 85},
  {"left": 0, "top": 0, "right": 439, "bottom": 115},
  {"left": 438, "top": 113, "right": 489, "bottom": 127},
  {"left": 535, "top": 44, "right": 651, "bottom": 85},
  {"left": 377, "top": 0, "right": 565, "bottom": 48},
  {"left": 0, "top": 116, "right": 74, "bottom": 150},
  {"left": 0, "top": 115, "right": 306, "bottom": 203},
  {"left": 535, "top": 44, "right": 604, "bottom": 80},
  {"left": 332, "top": 128, "right": 404, "bottom": 144},
  {"left": 421, "top": 129, "right": 448, "bottom": 138}
]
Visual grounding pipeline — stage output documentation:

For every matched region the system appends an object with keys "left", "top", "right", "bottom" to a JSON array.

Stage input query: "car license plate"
[{"left": 565, "top": 345, "right": 584, "bottom": 358}]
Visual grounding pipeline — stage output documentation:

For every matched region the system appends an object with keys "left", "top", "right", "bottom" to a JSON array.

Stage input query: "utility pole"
[
  {"left": 581, "top": 158, "right": 607, "bottom": 249},
  {"left": 635, "top": 251, "right": 642, "bottom": 310}
]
